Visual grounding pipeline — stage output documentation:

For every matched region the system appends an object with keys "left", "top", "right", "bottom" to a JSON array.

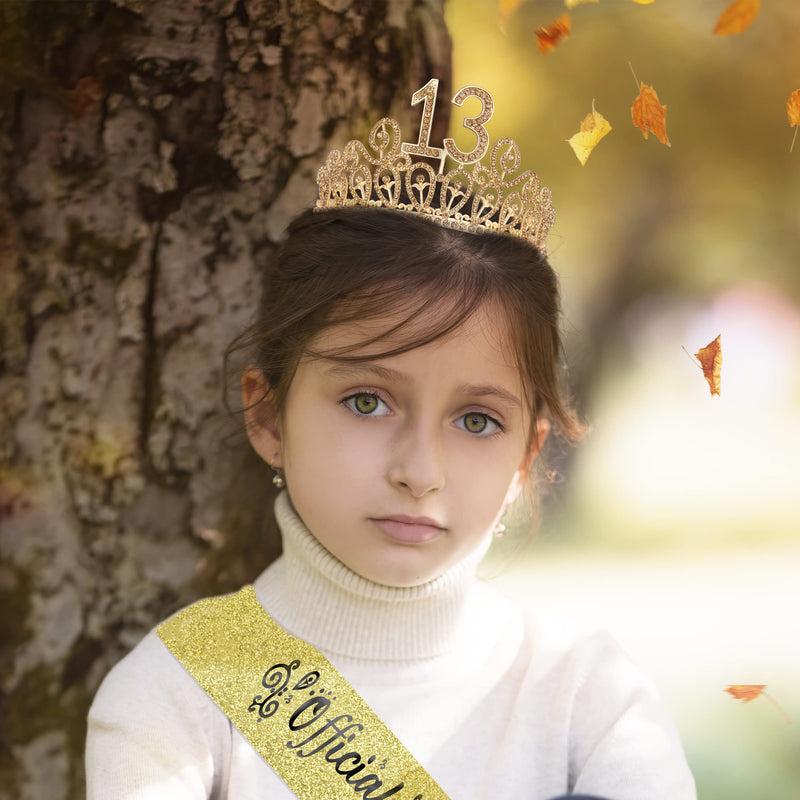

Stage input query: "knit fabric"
[{"left": 86, "top": 493, "right": 696, "bottom": 800}]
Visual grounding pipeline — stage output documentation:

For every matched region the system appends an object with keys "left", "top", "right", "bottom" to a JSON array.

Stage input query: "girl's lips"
[{"left": 370, "top": 517, "right": 445, "bottom": 544}]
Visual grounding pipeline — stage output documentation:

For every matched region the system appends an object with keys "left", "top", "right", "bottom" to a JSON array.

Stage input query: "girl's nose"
[{"left": 387, "top": 420, "right": 445, "bottom": 498}]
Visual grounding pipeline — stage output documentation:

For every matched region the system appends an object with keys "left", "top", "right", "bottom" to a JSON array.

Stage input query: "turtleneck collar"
[{"left": 253, "top": 492, "right": 489, "bottom": 662}]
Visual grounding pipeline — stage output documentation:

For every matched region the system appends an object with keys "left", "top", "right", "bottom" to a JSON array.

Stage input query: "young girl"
[{"left": 86, "top": 83, "right": 696, "bottom": 800}]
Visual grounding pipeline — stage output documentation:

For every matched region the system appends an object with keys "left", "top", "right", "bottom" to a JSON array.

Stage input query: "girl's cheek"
[{"left": 339, "top": 418, "right": 395, "bottom": 456}]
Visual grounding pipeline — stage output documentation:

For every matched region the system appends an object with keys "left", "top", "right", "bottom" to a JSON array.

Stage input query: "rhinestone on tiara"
[{"left": 315, "top": 79, "right": 555, "bottom": 252}]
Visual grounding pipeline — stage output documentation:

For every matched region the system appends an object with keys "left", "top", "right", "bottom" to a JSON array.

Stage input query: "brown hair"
[{"left": 227, "top": 205, "right": 583, "bottom": 451}]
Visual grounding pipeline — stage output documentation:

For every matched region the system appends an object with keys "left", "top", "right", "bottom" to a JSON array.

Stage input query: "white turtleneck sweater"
[{"left": 86, "top": 494, "right": 696, "bottom": 800}]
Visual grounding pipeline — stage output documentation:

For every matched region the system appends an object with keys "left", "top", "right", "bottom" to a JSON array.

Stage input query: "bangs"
[
  {"left": 299, "top": 210, "right": 520, "bottom": 365},
  {"left": 305, "top": 275, "right": 490, "bottom": 364}
]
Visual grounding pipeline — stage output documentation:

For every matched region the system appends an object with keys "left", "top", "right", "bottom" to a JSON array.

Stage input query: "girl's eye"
[
  {"left": 342, "top": 392, "right": 389, "bottom": 417},
  {"left": 458, "top": 412, "right": 502, "bottom": 436}
]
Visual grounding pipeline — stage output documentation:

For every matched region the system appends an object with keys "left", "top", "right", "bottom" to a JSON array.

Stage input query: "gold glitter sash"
[{"left": 157, "top": 585, "right": 451, "bottom": 800}]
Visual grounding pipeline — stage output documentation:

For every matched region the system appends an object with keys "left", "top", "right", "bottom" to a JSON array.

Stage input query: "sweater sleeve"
[
  {"left": 568, "top": 632, "right": 696, "bottom": 800},
  {"left": 86, "top": 630, "right": 228, "bottom": 800}
]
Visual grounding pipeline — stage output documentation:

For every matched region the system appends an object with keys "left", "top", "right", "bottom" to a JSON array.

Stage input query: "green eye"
[
  {"left": 342, "top": 392, "right": 388, "bottom": 417},
  {"left": 464, "top": 413, "right": 488, "bottom": 433},
  {"left": 354, "top": 394, "right": 379, "bottom": 414}
]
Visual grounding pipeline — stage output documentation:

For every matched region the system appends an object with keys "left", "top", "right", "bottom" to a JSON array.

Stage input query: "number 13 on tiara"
[{"left": 401, "top": 78, "right": 494, "bottom": 173}]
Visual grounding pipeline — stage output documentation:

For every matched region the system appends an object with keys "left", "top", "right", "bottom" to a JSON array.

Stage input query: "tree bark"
[{"left": 0, "top": 1, "right": 451, "bottom": 797}]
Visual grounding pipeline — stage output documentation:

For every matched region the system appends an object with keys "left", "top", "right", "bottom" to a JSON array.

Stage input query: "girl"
[{"left": 86, "top": 85, "right": 696, "bottom": 800}]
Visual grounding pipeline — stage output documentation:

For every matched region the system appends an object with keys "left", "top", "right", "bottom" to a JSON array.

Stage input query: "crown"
[{"left": 315, "top": 79, "right": 555, "bottom": 252}]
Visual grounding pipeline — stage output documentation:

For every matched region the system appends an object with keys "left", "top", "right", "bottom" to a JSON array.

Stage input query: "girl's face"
[{"left": 245, "top": 302, "right": 545, "bottom": 587}]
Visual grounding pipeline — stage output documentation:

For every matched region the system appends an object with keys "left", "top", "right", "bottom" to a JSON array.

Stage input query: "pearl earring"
[
  {"left": 493, "top": 521, "right": 506, "bottom": 538},
  {"left": 270, "top": 455, "right": 285, "bottom": 489}
]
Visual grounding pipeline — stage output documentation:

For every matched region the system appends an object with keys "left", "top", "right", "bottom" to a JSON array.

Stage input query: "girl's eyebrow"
[
  {"left": 455, "top": 383, "right": 521, "bottom": 409},
  {"left": 322, "top": 363, "right": 521, "bottom": 408},
  {"left": 322, "top": 362, "right": 405, "bottom": 382}
]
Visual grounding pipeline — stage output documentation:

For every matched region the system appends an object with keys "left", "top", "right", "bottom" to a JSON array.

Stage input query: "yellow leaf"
[
  {"left": 567, "top": 103, "right": 612, "bottom": 165},
  {"left": 631, "top": 0, "right": 655, "bottom": 4},
  {"left": 565, "top": 0, "right": 598, "bottom": 8}
]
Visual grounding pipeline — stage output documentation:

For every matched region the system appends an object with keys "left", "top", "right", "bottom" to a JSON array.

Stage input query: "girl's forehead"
[{"left": 310, "top": 299, "right": 518, "bottom": 364}]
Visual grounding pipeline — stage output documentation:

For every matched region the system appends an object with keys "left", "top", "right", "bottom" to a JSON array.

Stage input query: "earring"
[
  {"left": 493, "top": 521, "right": 506, "bottom": 538},
  {"left": 270, "top": 455, "right": 285, "bottom": 489}
]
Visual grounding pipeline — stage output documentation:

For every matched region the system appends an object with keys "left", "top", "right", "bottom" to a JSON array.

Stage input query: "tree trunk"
[{"left": 0, "top": 1, "right": 451, "bottom": 797}]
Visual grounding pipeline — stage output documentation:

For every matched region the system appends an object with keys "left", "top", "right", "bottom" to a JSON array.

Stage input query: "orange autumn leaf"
[
  {"left": 536, "top": 13, "right": 571, "bottom": 54},
  {"left": 694, "top": 334, "right": 722, "bottom": 397},
  {"left": 567, "top": 102, "right": 612, "bottom": 165},
  {"left": 631, "top": 83, "right": 670, "bottom": 146},
  {"left": 724, "top": 685, "right": 792, "bottom": 723},
  {"left": 788, "top": 90, "right": 800, "bottom": 127},
  {"left": 725, "top": 684, "right": 766, "bottom": 703},
  {"left": 714, "top": 0, "right": 761, "bottom": 36},
  {"left": 788, "top": 89, "right": 800, "bottom": 153}
]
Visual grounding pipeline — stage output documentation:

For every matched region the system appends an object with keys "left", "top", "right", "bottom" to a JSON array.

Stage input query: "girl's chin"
[
  {"left": 348, "top": 554, "right": 446, "bottom": 588},
  {"left": 348, "top": 548, "right": 475, "bottom": 589}
]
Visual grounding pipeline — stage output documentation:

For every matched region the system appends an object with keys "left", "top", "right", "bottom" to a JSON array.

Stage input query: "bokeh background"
[{"left": 446, "top": 2, "right": 800, "bottom": 798}]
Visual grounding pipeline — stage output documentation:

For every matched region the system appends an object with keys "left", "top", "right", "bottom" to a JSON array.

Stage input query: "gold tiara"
[{"left": 315, "top": 79, "right": 555, "bottom": 252}]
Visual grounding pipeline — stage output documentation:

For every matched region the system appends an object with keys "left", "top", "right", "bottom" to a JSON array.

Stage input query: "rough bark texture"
[{"left": 0, "top": 2, "right": 451, "bottom": 797}]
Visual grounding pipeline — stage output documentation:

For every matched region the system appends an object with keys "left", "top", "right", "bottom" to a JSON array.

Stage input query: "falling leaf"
[
  {"left": 499, "top": 0, "right": 527, "bottom": 33},
  {"left": 724, "top": 685, "right": 792, "bottom": 724},
  {"left": 788, "top": 89, "right": 800, "bottom": 153},
  {"left": 536, "top": 13, "right": 571, "bottom": 54},
  {"left": 565, "top": 0, "right": 597, "bottom": 8},
  {"left": 694, "top": 334, "right": 722, "bottom": 397},
  {"left": 567, "top": 102, "right": 612, "bottom": 165},
  {"left": 788, "top": 90, "right": 800, "bottom": 126},
  {"left": 631, "top": 0, "right": 655, "bottom": 4},
  {"left": 714, "top": 0, "right": 761, "bottom": 36},
  {"left": 631, "top": 82, "right": 671, "bottom": 146},
  {"left": 725, "top": 684, "right": 765, "bottom": 703}
]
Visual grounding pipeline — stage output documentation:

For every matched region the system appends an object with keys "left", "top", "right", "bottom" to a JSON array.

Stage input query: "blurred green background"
[{"left": 446, "top": 1, "right": 800, "bottom": 798}]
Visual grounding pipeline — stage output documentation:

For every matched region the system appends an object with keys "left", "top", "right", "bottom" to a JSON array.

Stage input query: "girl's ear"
[
  {"left": 242, "top": 369, "right": 283, "bottom": 467},
  {"left": 504, "top": 417, "right": 550, "bottom": 506}
]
